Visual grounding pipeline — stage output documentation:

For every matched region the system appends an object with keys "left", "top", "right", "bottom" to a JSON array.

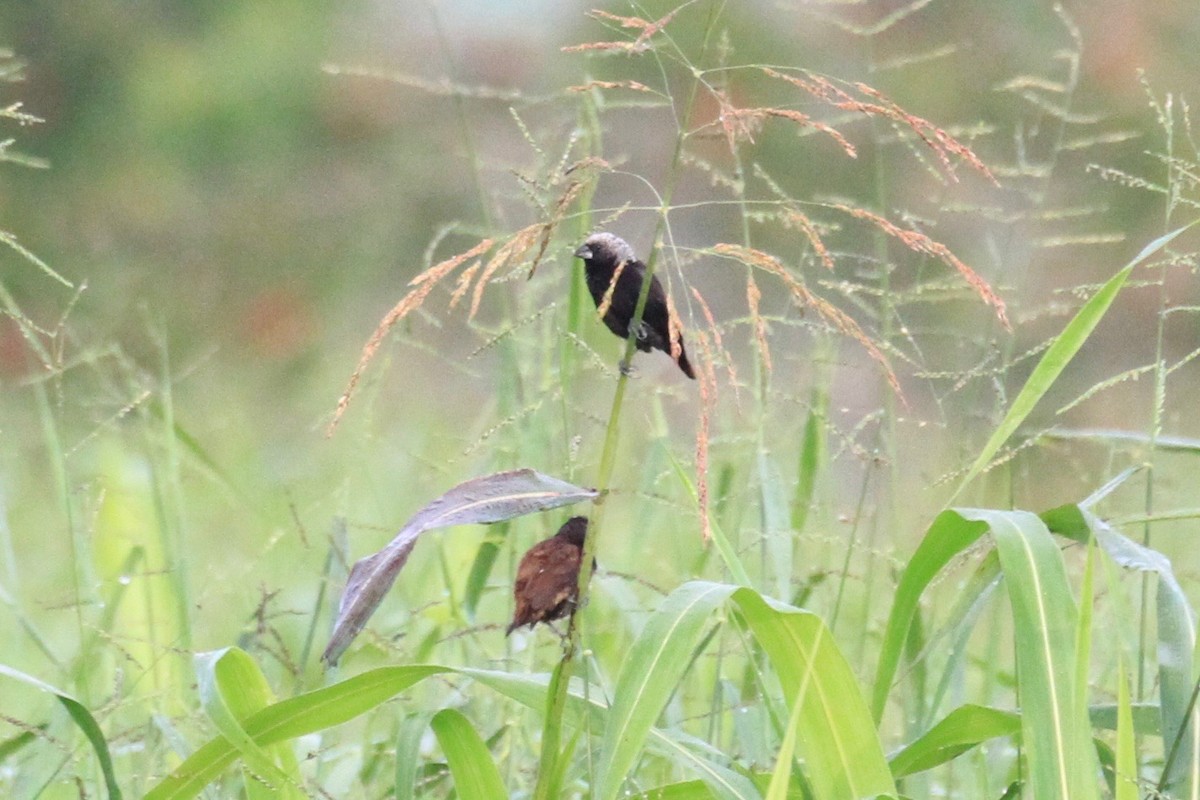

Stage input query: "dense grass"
[{"left": 3, "top": 4, "right": 1200, "bottom": 799}]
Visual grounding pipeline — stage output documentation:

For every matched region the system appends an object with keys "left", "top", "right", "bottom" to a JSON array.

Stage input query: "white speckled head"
[{"left": 574, "top": 232, "right": 638, "bottom": 264}]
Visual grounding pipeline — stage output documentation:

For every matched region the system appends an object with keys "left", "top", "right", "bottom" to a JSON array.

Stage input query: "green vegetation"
[{"left": 2, "top": 3, "right": 1199, "bottom": 798}]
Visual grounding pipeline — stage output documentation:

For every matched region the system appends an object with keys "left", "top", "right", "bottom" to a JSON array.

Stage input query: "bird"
[
  {"left": 573, "top": 233, "right": 695, "bottom": 379},
  {"left": 507, "top": 516, "right": 594, "bottom": 635}
]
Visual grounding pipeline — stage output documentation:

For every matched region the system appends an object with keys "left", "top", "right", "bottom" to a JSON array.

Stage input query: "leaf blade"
[{"left": 952, "top": 223, "right": 1195, "bottom": 499}]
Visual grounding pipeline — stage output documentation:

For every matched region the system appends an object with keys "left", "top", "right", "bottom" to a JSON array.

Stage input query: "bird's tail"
[{"left": 676, "top": 342, "right": 696, "bottom": 379}]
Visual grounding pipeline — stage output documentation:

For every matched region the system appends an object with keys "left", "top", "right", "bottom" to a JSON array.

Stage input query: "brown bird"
[
  {"left": 573, "top": 233, "right": 695, "bottom": 379},
  {"left": 507, "top": 516, "right": 594, "bottom": 635}
]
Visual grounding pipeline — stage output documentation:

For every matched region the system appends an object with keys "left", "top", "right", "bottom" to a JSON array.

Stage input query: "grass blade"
[
  {"left": 790, "top": 388, "right": 827, "bottom": 534},
  {"left": 146, "top": 665, "right": 445, "bottom": 799},
  {"left": 1115, "top": 660, "right": 1137, "bottom": 800},
  {"left": 959, "top": 509, "right": 1098, "bottom": 800},
  {"left": 430, "top": 708, "right": 507, "bottom": 800},
  {"left": 597, "top": 581, "right": 736, "bottom": 800},
  {"left": 0, "top": 664, "right": 122, "bottom": 800},
  {"left": 664, "top": 448, "right": 753, "bottom": 586},
  {"left": 464, "top": 668, "right": 762, "bottom": 800},
  {"left": 888, "top": 704, "right": 1020, "bottom": 778},
  {"left": 731, "top": 588, "right": 896, "bottom": 800},
  {"left": 951, "top": 223, "right": 1196, "bottom": 500},
  {"left": 871, "top": 510, "right": 991, "bottom": 721},
  {"left": 394, "top": 713, "right": 433, "bottom": 800},
  {"left": 195, "top": 648, "right": 303, "bottom": 799},
  {"left": 1043, "top": 503, "right": 1200, "bottom": 797}
]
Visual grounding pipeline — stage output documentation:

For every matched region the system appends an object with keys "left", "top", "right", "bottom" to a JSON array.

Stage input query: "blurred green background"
[{"left": 2, "top": 0, "right": 1200, "bottom": 792}]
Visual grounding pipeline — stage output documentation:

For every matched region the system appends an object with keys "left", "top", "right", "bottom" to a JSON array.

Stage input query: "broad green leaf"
[
  {"left": 1043, "top": 503, "right": 1199, "bottom": 797},
  {"left": 146, "top": 665, "right": 444, "bottom": 800},
  {"left": 872, "top": 511, "right": 991, "bottom": 721},
  {"left": 924, "top": 550, "right": 1002, "bottom": 727},
  {"left": 149, "top": 661, "right": 760, "bottom": 800},
  {"left": 195, "top": 648, "right": 302, "bottom": 799},
  {"left": 952, "top": 224, "right": 1195, "bottom": 500},
  {"left": 0, "top": 663, "right": 122, "bottom": 800},
  {"left": 888, "top": 704, "right": 1019, "bottom": 777},
  {"left": 597, "top": 581, "right": 736, "bottom": 800},
  {"left": 1076, "top": 540, "right": 1096, "bottom": 741},
  {"left": 430, "top": 708, "right": 506, "bottom": 800},
  {"left": 466, "top": 668, "right": 761, "bottom": 800},
  {"left": 732, "top": 588, "right": 897, "bottom": 800},
  {"left": 960, "top": 509, "right": 1098, "bottom": 800},
  {"left": 873, "top": 509, "right": 1104, "bottom": 796}
]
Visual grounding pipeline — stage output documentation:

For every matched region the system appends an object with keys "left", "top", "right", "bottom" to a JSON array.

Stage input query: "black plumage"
[
  {"left": 573, "top": 233, "right": 695, "bottom": 379},
  {"left": 507, "top": 517, "right": 593, "bottom": 635}
]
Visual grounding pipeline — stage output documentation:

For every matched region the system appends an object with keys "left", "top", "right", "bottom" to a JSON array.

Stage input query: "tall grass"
[{"left": 3, "top": 4, "right": 1200, "bottom": 799}]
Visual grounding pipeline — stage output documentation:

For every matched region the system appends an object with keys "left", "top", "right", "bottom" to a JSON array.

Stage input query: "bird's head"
[
  {"left": 556, "top": 516, "right": 590, "bottom": 547},
  {"left": 574, "top": 233, "right": 637, "bottom": 266}
]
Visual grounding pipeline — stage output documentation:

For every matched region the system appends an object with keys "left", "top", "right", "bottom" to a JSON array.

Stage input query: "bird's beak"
[{"left": 573, "top": 245, "right": 592, "bottom": 260}]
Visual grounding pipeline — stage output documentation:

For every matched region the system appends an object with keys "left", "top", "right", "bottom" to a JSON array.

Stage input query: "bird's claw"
[{"left": 618, "top": 359, "right": 638, "bottom": 377}]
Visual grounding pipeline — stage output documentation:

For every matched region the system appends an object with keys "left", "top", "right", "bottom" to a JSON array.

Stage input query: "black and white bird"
[{"left": 573, "top": 233, "right": 695, "bottom": 379}]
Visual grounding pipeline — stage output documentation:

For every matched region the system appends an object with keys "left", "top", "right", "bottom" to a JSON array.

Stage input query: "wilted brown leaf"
[{"left": 322, "top": 469, "right": 598, "bottom": 665}]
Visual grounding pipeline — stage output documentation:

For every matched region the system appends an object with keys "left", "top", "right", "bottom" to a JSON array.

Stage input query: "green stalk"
[
  {"left": 531, "top": 6, "right": 724, "bottom": 797},
  {"left": 0, "top": 286, "right": 84, "bottom": 696},
  {"left": 1137, "top": 94, "right": 1174, "bottom": 700}
]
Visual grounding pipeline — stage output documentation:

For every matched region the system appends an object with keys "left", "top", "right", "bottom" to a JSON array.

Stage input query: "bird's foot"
[{"left": 618, "top": 359, "right": 638, "bottom": 377}]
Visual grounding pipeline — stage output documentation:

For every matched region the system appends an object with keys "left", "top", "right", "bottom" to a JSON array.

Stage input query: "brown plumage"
[
  {"left": 506, "top": 516, "right": 593, "bottom": 635},
  {"left": 573, "top": 233, "right": 695, "bottom": 379}
]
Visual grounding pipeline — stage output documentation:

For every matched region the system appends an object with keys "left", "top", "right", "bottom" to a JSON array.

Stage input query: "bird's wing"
[{"left": 538, "top": 547, "right": 584, "bottom": 604}]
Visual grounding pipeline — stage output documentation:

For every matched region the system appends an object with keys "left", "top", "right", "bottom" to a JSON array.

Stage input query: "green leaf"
[
  {"left": 394, "top": 713, "right": 433, "bottom": 800},
  {"left": 758, "top": 451, "right": 792, "bottom": 601},
  {"left": 0, "top": 663, "right": 122, "bottom": 800},
  {"left": 790, "top": 388, "right": 827, "bottom": 534},
  {"left": 597, "top": 582, "right": 736, "bottom": 800},
  {"left": 888, "top": 704, "right": 1020, "bottom": 777},
  {"left": 1076, "top": 539, "right": 1096, "bottom": 743},
  {"left": 430, "top": 708, "right": 507, "bottom": 800},
  {"left": 1088, "top": 703, "right": 1160, "bottom": 735},
  {"left": 1043, "top": 503, "right": 1199, "bottom": 796},
  {"left": 765, "top": 673, "right": 805, "bottom": 800},
  {"left": 872, "top": 511, "right": 991, "bottom": 721},
  {"left": 1115, "top": 660, "right": 1137, "bottom": 800},
  {"left": 464, "top": 668, "right": 761, "bottom": 800},
  {"left": 628, "top": 779, "right": 730, "bottom": 799},
  {"left": 462, "top": 527, "right": 503, "bottom": 618},
  {"left": 731, "top": 588, "right": 896, "bottom": 800},
  {"left": 951, "top": 224, "right": 1195, "bottom": 499},
  {"left": 195, "top": 648, "right": 303, "bottom": 799},
  {"left": 0, "top": 728, "right": 39, "bottom": 761},
  {"left": 959, "top": 509, "right": 1098, "bottom": 800},
  {"left": 146, "top": 665, "right": 445, "bottom": 800}
]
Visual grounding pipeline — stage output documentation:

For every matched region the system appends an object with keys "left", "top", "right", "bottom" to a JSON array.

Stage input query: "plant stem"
[{"left": 531, "top": 5, "right": 723, "bottom": 796}]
